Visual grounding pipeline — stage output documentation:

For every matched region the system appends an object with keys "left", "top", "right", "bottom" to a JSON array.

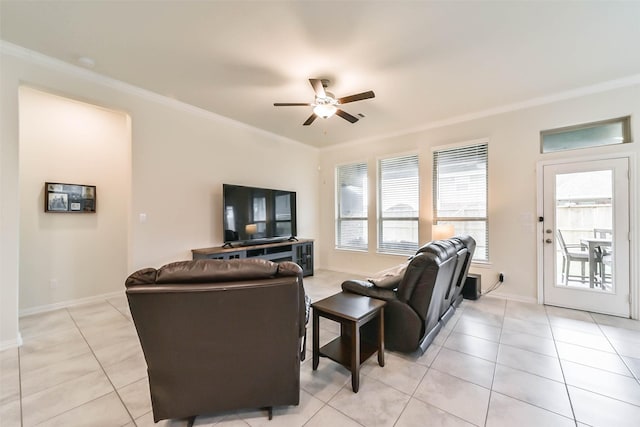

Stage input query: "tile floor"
[{"left": 2, "top": 270, "right": 640, "bottom": 426}]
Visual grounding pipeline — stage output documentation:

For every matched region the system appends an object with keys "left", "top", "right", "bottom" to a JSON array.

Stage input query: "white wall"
[
  {"left": 319, "top": 84, "right": 640, "bottom": 304},
  {"left": 19, "top": 87, "right": 131, "bottom": 311},
  {"left": 0, "top": 44, "right": 320, "bottom": 348}
]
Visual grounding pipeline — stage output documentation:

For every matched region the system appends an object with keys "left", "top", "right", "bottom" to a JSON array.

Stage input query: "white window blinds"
[
  {"left": 378, "top": 154, "right": 419, "bottom": 254},
  {"left": 433, "top": 143, "right": 488, "bottom": 260},
  {"left": 336, "top": 162, "right": 368, "bottom": 250}
]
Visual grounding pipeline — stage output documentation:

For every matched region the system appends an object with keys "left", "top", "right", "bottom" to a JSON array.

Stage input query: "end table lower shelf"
[{"left": 311, "top": 292, "right": 386, "bottom": 393}]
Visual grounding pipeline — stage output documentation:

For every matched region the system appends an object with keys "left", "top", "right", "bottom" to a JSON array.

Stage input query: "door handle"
[{"left": 545, "top": 238, "right": 553, "bottom": 244}]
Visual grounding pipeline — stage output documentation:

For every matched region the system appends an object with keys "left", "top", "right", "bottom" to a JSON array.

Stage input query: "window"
[
  {"left": 541, "top": 116, "right": 631, "bottom": 153},
  {"left": 433, "top": 142, "right": 488, "bottom": 261},
  {"left": 336, "top": 162, "right": 368, "bottom": 250},
  {"left": 378, "top": 154, "right": 419, "bottom": 254}
]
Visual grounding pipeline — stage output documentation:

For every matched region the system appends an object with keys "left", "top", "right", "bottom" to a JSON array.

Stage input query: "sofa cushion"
[
  {"left": 156, "top": 258, "right": 279, "bottom": 284},
  {"left": 367, "top": 261, "right": 410, "bottom": 289},
  {"left": 125, "top": 268, "right": 158, "bottom": 286}
]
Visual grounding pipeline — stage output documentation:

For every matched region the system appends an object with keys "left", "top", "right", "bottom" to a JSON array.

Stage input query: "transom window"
[{"left": 541, "top": 116, "right": 631, "bottom": 153}]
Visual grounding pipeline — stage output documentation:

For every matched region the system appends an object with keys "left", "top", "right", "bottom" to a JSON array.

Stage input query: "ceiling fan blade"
[
  {"left": 274, "top": 102, "right": 312, "bottom": 106},
  {"left": 335, "top": 109, "right": 359, "bottom": 123},
  {"left": 309, "top": 79, "right": 326, "bottom": 98},
  {"left": 303, "top": 114, "right": 317, "bottom": 126},
  {"left": 337, "top": 90, "right": 375, "bottom": 104}
]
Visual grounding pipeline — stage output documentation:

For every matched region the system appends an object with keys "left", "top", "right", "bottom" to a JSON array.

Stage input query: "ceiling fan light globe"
[{"left": 313, "top": 104, "right": 337, "bottom": 118}]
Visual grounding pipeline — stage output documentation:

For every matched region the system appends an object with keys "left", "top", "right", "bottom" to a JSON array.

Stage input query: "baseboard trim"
[
  {"left": 19, "top": 290, "right": 125, "bottom": 317},
  {"left": 0, "top": 332, "right": 23, "bottom": 351},
  {"left": 485, "top": 291, "right": 537, "bottom": 304}
]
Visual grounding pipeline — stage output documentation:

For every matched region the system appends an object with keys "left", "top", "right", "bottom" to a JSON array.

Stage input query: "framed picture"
[{"left": 45, "top": 182, "right": 96, "bottom": 213}]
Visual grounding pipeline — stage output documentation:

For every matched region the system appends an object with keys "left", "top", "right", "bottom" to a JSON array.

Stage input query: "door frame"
[{"left": 536, "top": 152, "right": 638, "bottom": 319}]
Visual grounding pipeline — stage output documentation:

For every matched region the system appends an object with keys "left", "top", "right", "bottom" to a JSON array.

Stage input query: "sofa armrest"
[{"left": 341, "top": 280, "right": 398, "bottom": 301}]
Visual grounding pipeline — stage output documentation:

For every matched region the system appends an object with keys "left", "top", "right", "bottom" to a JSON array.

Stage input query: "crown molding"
[
  {"left": 0, "top": 40, "right": 314, "bottom": 151},
  {"left": 323, "top": 73, "right": 640, "bottom": 151}
]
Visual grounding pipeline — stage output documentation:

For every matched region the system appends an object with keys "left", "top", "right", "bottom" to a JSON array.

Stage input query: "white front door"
[{"left": 542, "top": 157, "right": 630, "bottom": 317}]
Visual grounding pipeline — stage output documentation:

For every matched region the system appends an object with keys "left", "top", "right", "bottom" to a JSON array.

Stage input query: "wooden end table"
[{"left": 311, "top": 292, "right": 386, "bottom": 392}]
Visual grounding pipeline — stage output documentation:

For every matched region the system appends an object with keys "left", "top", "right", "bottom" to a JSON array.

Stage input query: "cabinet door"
[{"left": 295, "top": 243, "right": 314, "bottom": 276}]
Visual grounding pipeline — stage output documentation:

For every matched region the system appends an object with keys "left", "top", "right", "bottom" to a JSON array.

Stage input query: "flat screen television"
[{"left": 223, "top": 184, "right": 297, "bottom": 246}]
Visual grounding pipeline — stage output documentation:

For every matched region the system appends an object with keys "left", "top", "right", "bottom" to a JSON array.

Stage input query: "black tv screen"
[{"left": 223, "top": 184, "right": 297, "bottom": 245}]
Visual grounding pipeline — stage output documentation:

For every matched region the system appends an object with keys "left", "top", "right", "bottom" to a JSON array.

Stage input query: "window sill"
[{"left": 471, "top": 260, "right": 492, "bottom": 269}]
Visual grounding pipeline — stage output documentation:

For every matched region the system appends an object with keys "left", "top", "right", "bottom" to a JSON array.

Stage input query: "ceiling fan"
[{"left": 274, "top": 78, "right": 375, "bottom": 126}]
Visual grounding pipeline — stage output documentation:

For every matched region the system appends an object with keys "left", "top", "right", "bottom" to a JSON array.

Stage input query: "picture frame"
[{"left": 45, "top": 182, "right": 96, "bottom": 213}]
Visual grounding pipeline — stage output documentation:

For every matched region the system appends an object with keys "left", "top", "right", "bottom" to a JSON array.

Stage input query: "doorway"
[{"left": 541, "top": 157, "right": 630, "bottom": 317}]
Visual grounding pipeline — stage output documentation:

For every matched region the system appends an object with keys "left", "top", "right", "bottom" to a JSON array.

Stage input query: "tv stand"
[{"left": 191, "top": 238, "right": 314, "bottom": 277}]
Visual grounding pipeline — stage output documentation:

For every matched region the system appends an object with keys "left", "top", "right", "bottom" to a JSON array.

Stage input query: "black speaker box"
[{"left": 463, "top": 274, "right": 481, "bottom": 300}]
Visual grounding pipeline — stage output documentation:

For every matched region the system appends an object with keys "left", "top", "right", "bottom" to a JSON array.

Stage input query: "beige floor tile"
[
  {"left": 551, "top": 326, "right": 614, "bottom": 352},
  {"left": 591, "top": 313, "right": 640, "bottom": 332},
  {"left": 19, "top": 326, "right": 85, "bottom": 353},
  {"left": 19, "top": 337, "right": 91, "bottom": 374},
  {"left": 545, "top": 305, "right": 596, "bottom": 323},
  {"left": 304, "top": 405, "right": 360, "bottom": 427},
  {"left": 497, "top": 344, "right": 563, "bottom": 382},
  {"left": 569, "top": 385, "right": 640, "bottom": 427},
  {"left": 413, "top": 369, "right": 490, "bottom": 426},
  {"left": 610, "top": 336, "right": 640, "bottom": 359},
  {"left": 93, "top": 335, "right": 144, "bottom": 368},
  {"left": 21, "top": 370, "right": 113, "bottom": 426},
  {"left": 463, "top": 295, "right": 506, "bottom": 316},
  {"left": 69, "top": 301, "right": 131, "bottom": 330},
  {"left": 432, "top": 326, "right": 453, "bottom": 347},
  {"left": 134, "top": 411, "right": 191, "bottom": 426},
  {"left": 453, "top": 317, "right": 502, "bottom": 342},
  {"left": 459, "top": 308, "right": 503, "bottom": 328},
  {"left": 36, "top": 392, "right": 132, "bottom": 427},
  {"left": 486, "top": 392, "right": 574, "bottom": 427},
  {"left": 21, "top": 351, "right": 102, "bottom": 397},
  {"left": 239, "top": 390, "right": 324, "bottom": 427},
  {"left": 0, "top": 349, "right": 20, "bottom": 405},
  {"left": 118, "top": 377, "right": 152, "bottom": 419},
  {"left": 444, "top": 332, "right": 499, "bottom": 362},
  {"left": 504, "top": 301, "right": 549, "bottom": 325},
  {"left": 432, "top": 347, "right": 496, "bottom": 388},
  {"left": 0, "top": 370, "right": 20, "bottom": 405},
  {"left": 82, "top": 321, "right": 139, "bottom": 351},
  {"left": 393, "top": 343, "right": 442, "bottom": 367},
  {"left": 300, "top": 358, "right": 350, "bottom": 403},
  {"left": 492, "top": 364, "right": 572, "bottom": 418},
  {"left": 502, "top": 316, "right": 553, "bottom": 339},
  {"left": 362, "top": 352, "right": 427, "bottom": 395},
  {"left": 395, "top": 398, "right": 475, "bottom": 427},
  {"left": 19, "top": 309, "right": 76, "bottom": 339},
  {"left": 499, "top": 330, "right": 557, "bottom": 357},
  {"left": 102, "top": 352, "right": 148, "bottom": 389},
  {"left": 547, "top": 315, "right": 601, "bottom": 335},
  {"left": 600, "top": 324, "right": 640, "bottom": 343},
  {"left": 0, "top": 398, "right": 21, "bottom": 427},
  {"left": 562, "top": 360, "right": 640, "bottom": 406},
  {"left": 194, "top": 413, "right": 250, "bottom": 426},
  {"left": 106, "top": 294, "right": 129, "bottom": 311},
  {"left": 0, "top": 348, "right": 19, "bottom": 370},
  {"left": 328, "top": 375, "right": 410, "bottom": 427},
  {"left": 623, "top": 356, "right": 640, "bottom": 380},
  {"left": 556, "top": 342, "right": 632, "bottom": 376}
]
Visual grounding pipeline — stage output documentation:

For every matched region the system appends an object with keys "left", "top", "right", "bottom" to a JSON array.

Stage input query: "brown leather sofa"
[
  {"left": 125, "top": 258, "right": 308, "bottom": 423},
  {"left": 341, "top": 235, "right": 476, "bottom": 353}
]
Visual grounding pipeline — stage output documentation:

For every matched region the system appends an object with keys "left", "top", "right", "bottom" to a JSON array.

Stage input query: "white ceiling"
[{"left": 2, "top": 1, "right": 640, "bottom": 148}]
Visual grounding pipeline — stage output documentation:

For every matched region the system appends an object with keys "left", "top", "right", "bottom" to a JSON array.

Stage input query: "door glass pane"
[{"left": 555, "top": 170, "right": 614, "bottom": 292}]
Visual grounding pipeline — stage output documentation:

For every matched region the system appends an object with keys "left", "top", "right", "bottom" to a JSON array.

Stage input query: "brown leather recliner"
[
  {"left": 125, "top": 258, "right": 308, "bottom": 423},
  {"left": 341, "top": 236, "right": 476, "bottom": 354}
]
